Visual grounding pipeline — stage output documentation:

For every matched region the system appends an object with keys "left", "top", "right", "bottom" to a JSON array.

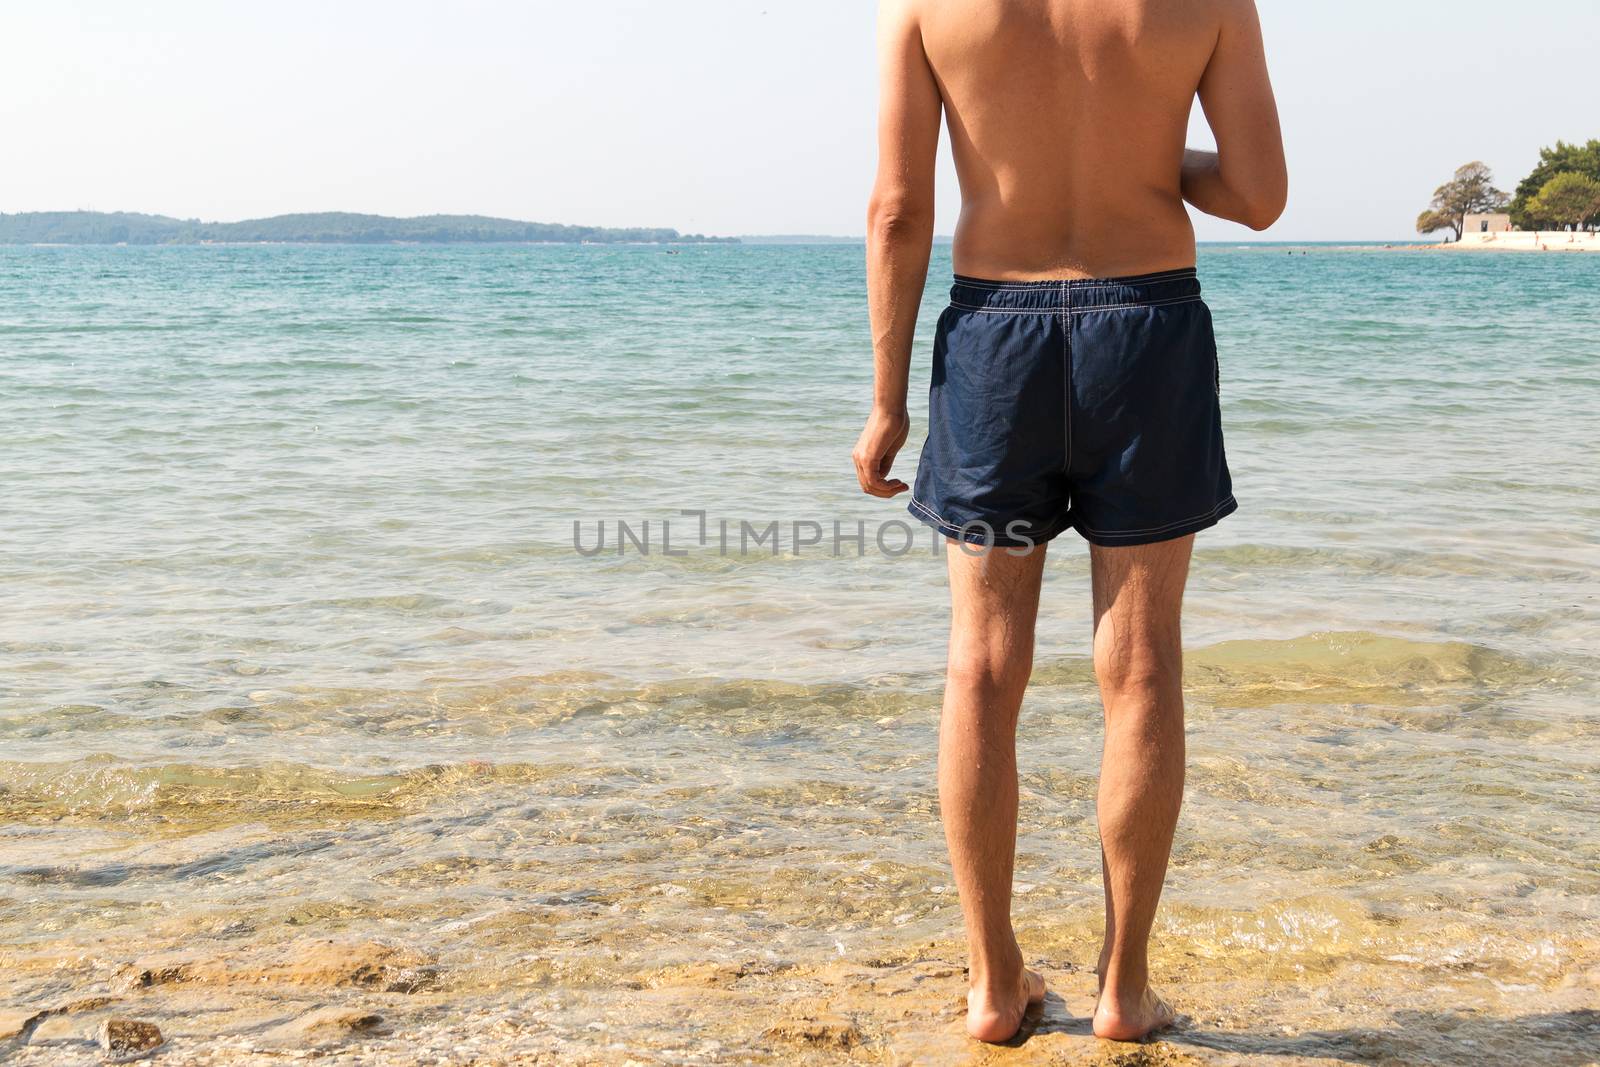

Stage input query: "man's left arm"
[{"left": 852, "top": 0, "right": 941, "bottom": 499}]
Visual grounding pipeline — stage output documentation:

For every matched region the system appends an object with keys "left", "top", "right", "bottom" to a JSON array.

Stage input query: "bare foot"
[
  {"left": 1093, "top": 984, "right": 1176, "bottom": 1042},
  {"left": 966, "top": 967, "right": 1046, "bottom": 1043}
]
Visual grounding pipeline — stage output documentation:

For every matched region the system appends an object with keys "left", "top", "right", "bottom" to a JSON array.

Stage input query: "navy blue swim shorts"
[{"left": 908, "top": 268, "right": 1236, "bottom": 549}]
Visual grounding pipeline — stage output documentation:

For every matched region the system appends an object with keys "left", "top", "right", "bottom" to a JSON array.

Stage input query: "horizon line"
[{"left": 0, "top": 210, "right": 1430, "bottom": 245}]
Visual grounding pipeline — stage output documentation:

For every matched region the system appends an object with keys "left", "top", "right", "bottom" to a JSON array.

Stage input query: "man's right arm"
[
  {"left": 1182, "top": 0, "right": 1287, "bottom": 231},
  {"left": 853, "top": 0, "right": 940, "bottom": 499}
]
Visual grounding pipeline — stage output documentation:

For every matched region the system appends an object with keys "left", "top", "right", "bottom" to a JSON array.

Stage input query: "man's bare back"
[{"left": 924, "top": 0, "right": 1234, "bottom": 278}]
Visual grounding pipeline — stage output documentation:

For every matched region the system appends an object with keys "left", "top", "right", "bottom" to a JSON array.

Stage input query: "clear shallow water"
[{"left": 1, "top": 244, "right": 1598, "bottom": 1063}]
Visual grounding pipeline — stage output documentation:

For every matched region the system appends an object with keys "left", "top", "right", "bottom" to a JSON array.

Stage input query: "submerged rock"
[
  {"left": 764, "top": 1013, "right": 864, "bottom": 1050},
  {"left": 112, "top": 937, "right": 437, "bottom": 994},
  {"left": 0, "top": 1010, "right": 37, "bottom": 1042},
  {"left": 112, "top": 962, "right": 199, "bottom": 992},
  {"left": 0, "top": 996, "right": 124, "bottom": 1046},
  {"left": 259, "top": 1006, "right": 384, "bottom": 1048},
  {"left": 97, "top": 1018, "right": 164, "bottom": 1061}
]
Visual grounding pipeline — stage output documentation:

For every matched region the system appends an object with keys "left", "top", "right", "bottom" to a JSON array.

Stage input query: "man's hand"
[{"left": 852, "top": 406, "right": 911, "bottom": 498}]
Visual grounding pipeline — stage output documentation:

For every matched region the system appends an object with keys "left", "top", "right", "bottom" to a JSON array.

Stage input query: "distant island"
[
  {"left": 1413, "top": 138, "right": 1599, "bottom": 251},
  {"left": 0, "top": 211, "right": 739, "bottom": 246}
]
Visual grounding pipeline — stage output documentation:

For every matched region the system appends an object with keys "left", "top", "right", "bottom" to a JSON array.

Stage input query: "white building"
[{"left": 1463, "top": 212, "right": 1513, "bottom": 235}]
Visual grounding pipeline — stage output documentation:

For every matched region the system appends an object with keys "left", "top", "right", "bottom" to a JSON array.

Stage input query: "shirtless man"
[{"left": 851, "top": 0, "right": 1286, "bottom": 1044}]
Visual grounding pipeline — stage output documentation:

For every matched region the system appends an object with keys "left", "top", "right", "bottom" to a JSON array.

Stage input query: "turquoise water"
[
  {"left": 5, "top": 245, "right": 1596, "bottom": 700},
  {"left": 2, "top": 243, "right": 1598, "bottom": 1062}
]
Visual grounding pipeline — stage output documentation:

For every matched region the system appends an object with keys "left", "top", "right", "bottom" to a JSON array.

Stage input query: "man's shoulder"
[
  {"left": 1143, "top": 0, "right": 1250, "bottom": 53},
  {"left": 880, "top": 0, "right": 925, "bottom": 35},
  {"left": 1206, "top": 0, "right": 1260, "bottom": 30}
]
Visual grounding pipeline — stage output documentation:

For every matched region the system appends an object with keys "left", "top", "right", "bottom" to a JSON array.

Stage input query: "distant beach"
[{"left": 1414, "top": 231, "right": 1600, "bottom": 252}]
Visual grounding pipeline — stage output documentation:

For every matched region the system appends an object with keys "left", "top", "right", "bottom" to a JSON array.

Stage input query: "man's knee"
[
  {"left": 947, "top": 635, "right": 1033, "bottom": 698},
  {"left": 1092, "top": 643, "right": 1180, "bottom": 708}
]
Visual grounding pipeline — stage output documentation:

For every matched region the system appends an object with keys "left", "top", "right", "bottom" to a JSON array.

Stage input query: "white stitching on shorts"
[
  {"left": 1078, "top": 295, "right": 1202, "bottom": 312},
  {"left": 1077, "top": 496, "right": 1237, "bottom": 538},
  {"left": 908, "top": 495, "right": 994, "bottom": 541},
  {"left": 908, "top": 495, "right": 954, "bottom": 529},
  {"left": 909, "top": 496, "right": 1071, "bottom": 545},
  {"left": 948, "top": 294, "right": 1201, "bottom": 315}
]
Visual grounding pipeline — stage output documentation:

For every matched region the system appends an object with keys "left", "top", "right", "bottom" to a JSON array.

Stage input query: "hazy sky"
[{"left": 5, "top": 0, "right": 1596, "bottom": 240}]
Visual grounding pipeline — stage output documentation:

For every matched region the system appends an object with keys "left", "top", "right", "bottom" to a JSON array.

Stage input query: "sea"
[{"left": 1, "top": 243, "right": 1597, "bottom": 1064}]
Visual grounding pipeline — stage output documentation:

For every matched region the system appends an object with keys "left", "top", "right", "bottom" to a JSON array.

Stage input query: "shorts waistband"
[{"left": 949, "top": 267, "right": 1201, "bottom": 314}]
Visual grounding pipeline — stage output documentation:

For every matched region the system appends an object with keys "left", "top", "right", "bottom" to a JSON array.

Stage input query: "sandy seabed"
[{"left": 5, "top": 929, "right": 1598, "bottom": 1066}]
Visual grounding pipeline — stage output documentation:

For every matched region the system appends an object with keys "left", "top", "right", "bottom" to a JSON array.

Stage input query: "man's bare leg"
[
  {"left": 1089, "top": 536, "right": 1191, "bottom": 1041},
  {"left": 940, "top": 541, "right": 1049, "bottom": 1042}
]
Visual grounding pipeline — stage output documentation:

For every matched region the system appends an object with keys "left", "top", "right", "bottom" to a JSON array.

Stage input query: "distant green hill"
[
  {"left": 0, "top": 211, "right": 738, "bottom": 245},
  {"left": 1, "top": 212, "right": 185, "bottom": 244}
]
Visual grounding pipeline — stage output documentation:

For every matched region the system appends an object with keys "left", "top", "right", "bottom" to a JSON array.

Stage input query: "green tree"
[
  {"left": 1416, "top": 162, "right": 1509, "bottom": 241},
  {"left": 1509, "top": 139, "right": 1600, "bottom": 229},
  {"left": 1415, "top": 209, "right": 1458, "bottom": 239},
  {"left": 1526, "top": 172, "right": 1600, "bottom": 231}
]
